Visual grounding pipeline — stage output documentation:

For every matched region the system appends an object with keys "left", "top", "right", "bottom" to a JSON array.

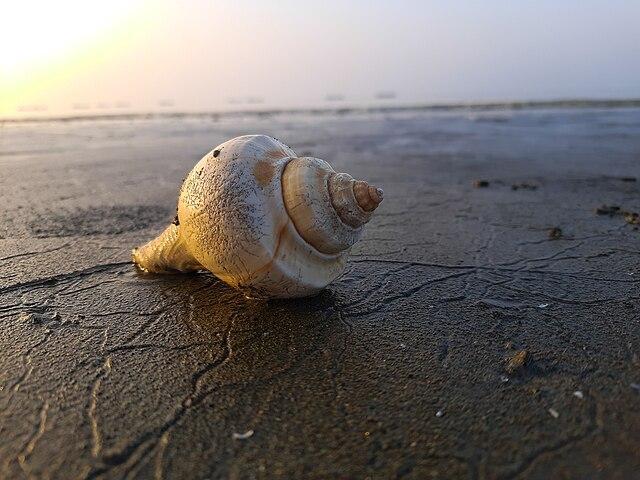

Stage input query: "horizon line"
[{"left": 2, "top": 98, "right": 640, "bottom": 125}]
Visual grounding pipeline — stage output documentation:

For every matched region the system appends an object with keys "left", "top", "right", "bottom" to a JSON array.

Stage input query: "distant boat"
[
  {"left": 325, "top": 94, "right": 345, "bottom": 102},
  {"left": 17, "top": 104, "right": 48, "bottom": 112},
  {"left": 375, "top": 91, "right": 396, "bottom": 100},
  {"left": 226, "top": 97, "right": 265, "bottom": 105},
  {"left": 158, "top": 99, "right": 175, "bottom": 107}
]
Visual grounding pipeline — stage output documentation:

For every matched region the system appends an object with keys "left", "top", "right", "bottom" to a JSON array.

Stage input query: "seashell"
[{"left": 132, "top": 135, "right": 383, "bottom": 298}]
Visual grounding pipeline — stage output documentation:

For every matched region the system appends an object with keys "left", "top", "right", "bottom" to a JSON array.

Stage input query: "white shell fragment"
[
  {"left": 132, "top": 135, "right": 383, "bottom": 298},
  {"left": 232, "top": 430, "right": 254, "bottom": 440}
]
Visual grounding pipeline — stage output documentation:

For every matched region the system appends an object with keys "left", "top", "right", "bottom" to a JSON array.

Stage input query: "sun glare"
[{"left": 0, "top": 0, "right": 151, "bottom": 116}]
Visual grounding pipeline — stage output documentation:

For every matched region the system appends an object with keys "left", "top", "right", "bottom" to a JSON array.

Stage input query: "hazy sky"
[{"left": 2, "top": 0, "right": 639, "bottom": 117}]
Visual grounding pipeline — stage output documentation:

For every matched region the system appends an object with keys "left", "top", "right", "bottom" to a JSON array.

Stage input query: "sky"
[{"left": 1, "top": 0, "right": 639, "bottom": 118}]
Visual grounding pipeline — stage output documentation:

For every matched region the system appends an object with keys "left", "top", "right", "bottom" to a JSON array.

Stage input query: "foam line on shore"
[{"left": 3, "top": 99, "right": 640, "bottom": 125}]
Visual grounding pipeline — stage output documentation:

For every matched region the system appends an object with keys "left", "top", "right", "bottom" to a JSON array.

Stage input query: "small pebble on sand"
[
  {"left": 595, "top": 205, "right": 621, "bottom": 216},
  {"left": 505, "top": 350, "right": 528, "bottom": 374},
  {"left": 548, "top": 408, "right": 559, "bottom": 418},
  {"left": 435, "top": 410, "right": 444, "bottom": 418},
  {"left": 573, "top": 391, "right": 584, "bottom": 399},
  {"left": 512, "top": 182, "right": 538, "bottom": 190},
  {"left": 624, "top": 212, "right": 639, "bottom": 225},
  {"left": 548, "top": 227, "right": 562, "bottom": 240}
]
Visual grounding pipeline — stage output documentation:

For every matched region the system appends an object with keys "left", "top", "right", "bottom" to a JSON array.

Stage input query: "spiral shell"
[{"left": 132, "top": 135, "right": 383, "bottom": 298}]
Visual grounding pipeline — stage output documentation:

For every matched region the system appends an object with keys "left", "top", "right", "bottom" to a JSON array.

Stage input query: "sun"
[{"left": 0, "top": 0, "right": 150, "bottom": 116}]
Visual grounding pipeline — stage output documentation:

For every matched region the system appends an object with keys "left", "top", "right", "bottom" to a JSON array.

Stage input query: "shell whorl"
[
  {"left": 353, "top": 181, "right": 384, "bottom": 212},
  {"left": 327, "top": 173, "right": 383, "bottom": 228},
  {"left": 282, "top": 157, "right": 383, "bottom": 255}
]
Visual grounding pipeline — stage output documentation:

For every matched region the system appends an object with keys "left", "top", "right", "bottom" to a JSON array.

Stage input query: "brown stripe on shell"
[
  {"left": 266, "top": 148, "right": 291, "bottom": 160},
  {"left": 253, "top": 160, "right": 276, "bottom": 187}
]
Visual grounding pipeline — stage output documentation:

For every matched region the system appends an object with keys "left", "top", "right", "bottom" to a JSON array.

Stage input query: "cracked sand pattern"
[{"left": 1, "top": 108, "right": 639, "bottom": 479}]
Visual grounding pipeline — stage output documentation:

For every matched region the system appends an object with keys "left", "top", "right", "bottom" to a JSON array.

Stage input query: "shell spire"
[
  {"left": 327, "top": 173, "right": 383, "bottom": 229},
  {"left": 282, "top": 158, "right": 383, "bottom": 255},
  {"left": 353, "top": 181, "right": 384, "bottom": 212}
]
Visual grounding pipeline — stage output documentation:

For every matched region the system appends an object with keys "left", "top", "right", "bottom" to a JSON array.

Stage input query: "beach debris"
[
  {"left": 630, "top": 383, "right": 640, "bottom": 393},
  {"left": 623, "top": 211, "right": 639, "bottom": 225},
  {"left": 505, "top": 350, "right": 528, "bottom": 374},
  {"left": 473, "top": 179, "right": 490, "bottom": 188},
  {"left": 594, "top": 205, "right": 640, "bottom": 228},
  {"left": 548, "top": 408, "right": 559, "bottom": 419},
  {"left": 500, "top": 375, "right": 510, "bottom": 383},
  {"left": 595, "top": 204, "right": 621, "bottom": 216},
  {"left": 19, "top": 311, "right": 61, "bottom": 325},
  {"left": 132, "top": 135, "right": 383, "bottom": 299},
  {"left": 232, "top": 430, "right": 254, "bottom": 440},
  {"left": 511, "top": 182, "right": 538, "bottom": 191},
  {"left": 573, "top": 391, "right": 584, "bottom": 399},
  {"left": 537, "top": 303, "right": 550, "bottom": 309},
  {"left": 547, "top": 227, "right": 563, "bottom": 240},
  {"left": 435, "top": 410, "right": 444, "bottom": 418}
]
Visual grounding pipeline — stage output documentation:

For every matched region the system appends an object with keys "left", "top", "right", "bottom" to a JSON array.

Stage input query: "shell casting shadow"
[{"left": 132, "top": 135, "right": 383, "bottom": 298}]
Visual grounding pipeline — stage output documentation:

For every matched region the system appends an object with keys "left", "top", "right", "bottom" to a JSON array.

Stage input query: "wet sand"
[{"left": 1, "top": 107, "right": 639, "bottom": 479}]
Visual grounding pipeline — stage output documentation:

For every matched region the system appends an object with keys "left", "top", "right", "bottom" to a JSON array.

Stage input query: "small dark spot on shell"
[
  {"left": 172, "top": 212, "right": 180, "bottom": 226},
  {"left": 213, "top": 149, "right": 220, "bottom": 158}
]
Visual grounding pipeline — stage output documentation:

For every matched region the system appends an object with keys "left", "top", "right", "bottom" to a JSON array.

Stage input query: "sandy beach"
[{"left": 1, "top": 106, "right": 639, "bottom": 478}]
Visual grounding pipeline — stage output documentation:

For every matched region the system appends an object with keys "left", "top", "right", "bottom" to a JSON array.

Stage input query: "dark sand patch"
[{"left": 28, "top": 205, "right": 172, "bottom": 237}]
